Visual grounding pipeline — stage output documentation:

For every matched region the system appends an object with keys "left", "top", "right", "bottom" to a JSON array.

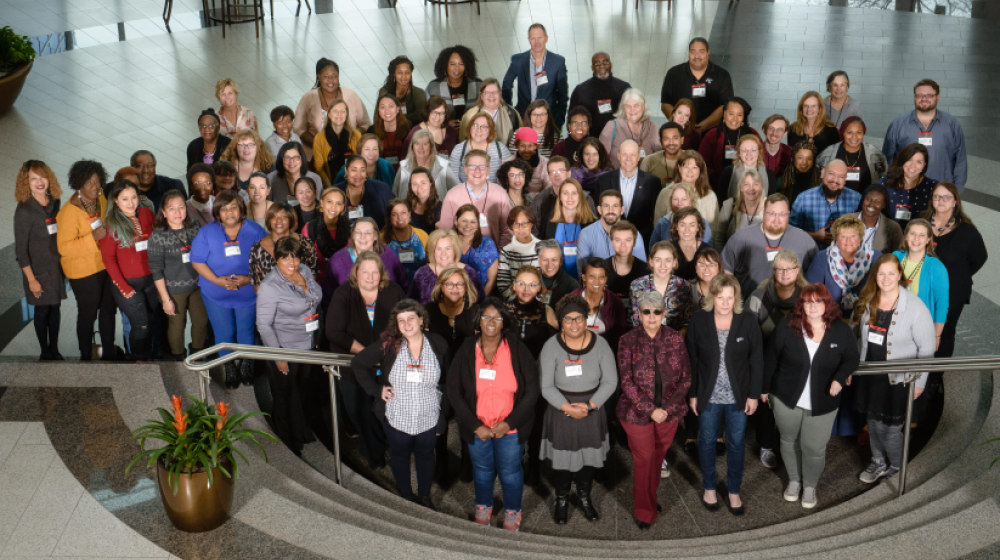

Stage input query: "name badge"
[
  {"left": 224, "top": 241, "right": 241, "bottom": 257},
  {"left": 563, "top": 244, "right": 577, "bottom": 256},
  {"left": 406, "top": 364, "right": 423, "bottom": 383},
  {"left": 724, "top": 145, "right": 737, "bottom": 160},
  {"left": 400, "top": 105, "right": 407, "bottom": 116},
  {"left": 479, "top": 213, "right": 488, "bottom": 228},
  {"left": 398, "top": 249, "right": 415, "bottom": 263},
  {"left": 895, "top": 206, "right": 911, "bottom": 221},
  {"left": 597, "top": 99, "right": 612, "bottom": 114},
  {"left": 321, "top": 109, "right": 328, "bottom": 129},
  {"left": 304, "top": 313, "right": 320, "bottom": 332},
  {"left": 479, "top": 368, "right": 496, "bottom": 380},
  {"left": 539, "top": 290, "right": 552, "bottom": 305},
  {"left": 868, "top": 326, "right": 886, "bottom": 346},
  {"left": 90, "top": 217, "right": 103, "bottom": 230},
  {"left": 918, "top": 132, "right": 933, "bottom": 146},
  {"left": 386, "top": 156, "right": 399, "bottom": 165},
  {"left": 181, "top": 245, "right": 191, "bottom": 264},
  {"left": 639, "top": 146, "right": 646, "bottom": 159},
  {"left": 366, "top": 306, "right": 375, "bottom": 323},
  {"left": 534, "top": 71, "right": 548, "bottom": 86},
  {"left": 451, "top": 94, "right": 465, "bottom": 106},
  {"left": 46, "top": 217, "right": 58, "bottom": 235},
  {"left": 134, "top": 235, "right": 149, "bottom": 252},
  {"left": 692, "top": 83, "right": 706, "bottom": 97},
  {"left": 348, "top": 206, "right": 364, "bottom": 220},
  {"left": 846, "top": 167, "right": 861, "bottom": 182},
  {"left": 286, "top": 195, "right": 300, "bottom": 207},
  {"left": 766, "top": 246, "right": 782, "bottom": 262},
  {"left": 565, "top": 359, "right": 583, "bottom": 377}
]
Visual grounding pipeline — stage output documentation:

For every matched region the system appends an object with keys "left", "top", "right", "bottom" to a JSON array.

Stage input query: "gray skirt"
[{"left": 539, "top": 388, "right": 609, "bottom": 472}]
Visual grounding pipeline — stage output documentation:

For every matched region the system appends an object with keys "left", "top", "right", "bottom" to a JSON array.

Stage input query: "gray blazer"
[
  {"left": 858, "top": 288, "right": 936, "bottom": 387},
  {"left": 256, "top": 264, "right": 322, "bottom": 351},
  {"left": 816, "top": 142, "right": 888, "bottom": 182}
]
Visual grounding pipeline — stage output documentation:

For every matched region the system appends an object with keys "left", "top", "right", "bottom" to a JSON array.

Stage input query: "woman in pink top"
[{"left": 446, "top": 296, "right": 540, "bottom": 532}]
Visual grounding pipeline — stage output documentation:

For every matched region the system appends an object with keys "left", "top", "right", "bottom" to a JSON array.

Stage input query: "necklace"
[
  {"left": 80, "top": 196, "right": 98, "bottom": 216},
  {"left": 931, "top": 214, "right": 955, "bottom": 234},
  {"left": 902, "top": 253, "right": 925, "bottom": 284},
  {"left": 843, "top": 148, "right": 863, "bottom": 168}
]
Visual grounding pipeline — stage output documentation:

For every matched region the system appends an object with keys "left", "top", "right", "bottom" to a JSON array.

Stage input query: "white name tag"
[
  {"left": 564, "top": 246, "right": 577, "bottom": 256},
  {"left": 767, "top": 250, "right": 779, "bottom": 262},
  {"left": 479, "top": 368, "right": 496, "bottom": 380},
  {"left": 305, "top": 320, "right": 319, "bottom": 332},
  {"left": 182, "top": 252, "right": 191, "bottom": 263},
  {"left": 846, "top": 168, "right": 861, "bottom": 182},
  {"left": 724, "top": 146, "right": 737, "bottom": 160},
  {"left": 225, "top": 244, "right": 241, "bottom": 257},
  {"left": 597, "top": 100, "right": 612, "bottom": 114},
  {"left": 134, "top": 240, "right": 148, "bottom": 252},
  {"left": 349, "top": 206, "right": 364, "bottom": 220},
  {"left": 398, "top": 250, "right": 415, "bottom": 263},
  {"left": 479, "top": 213, "right": 488, "bottom": 228},
  {"left": 47, "top": 223, "right": 58, "bottom": 234},
  {"left": 90, "top": 219, "right": 103, "bottom": 230},
  {"left": 918, "top": 135, "right": 933, "bottom": 146},
  {"left": 565, "top": 364, "right": 583, "bottom": 377},
  {"left": 366, "top": 309, "right": 375, "bottom": 323},
  {"left": 400, "top": 105, "right": 407, "bottom": 115},
  {"left": 692, "top": 85, "right": 706, "bottom": 98},
  {"left": 895, "top": 207, "right": 911, "bottom": 221},
  {"left": 535, "top": 73, "right": 548, "bottom": 86},
  {"left": 386, "top": 156, "right": 399, "bottom": 165},
  {"left": 451, "top": 94, "right": 465, "bottom": 106},
  {"left": 867, "top": 331, "right": 885, "bottom": 345},
  {"left": 406, "top": 367, "right": 423, "bottom": 383},
  {"left": 639, "top": 147, "right": 646, "bottom": 159}
]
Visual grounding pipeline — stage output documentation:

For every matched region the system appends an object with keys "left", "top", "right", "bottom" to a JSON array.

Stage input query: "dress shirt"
[
  {"left": 576, "top": 220, "right": 647, "bottom": 275},
  {"left": 789, "top": 186, "right": 862, "bottom": 245}
]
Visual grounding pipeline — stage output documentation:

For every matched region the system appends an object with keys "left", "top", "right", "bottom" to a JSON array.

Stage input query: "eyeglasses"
[
  {"left": 593, "top": 60, "right": 611, "bottom": 66},
  {"left": 443, "top": 281, "right": 466, "bottom": 289},
  {"left": 512, "top": 221, "right": 532, "bottom": 229},
  {"left": 515, "top": 281, "right": 540, "bottom": 289},
  {"left": 696, "top": 262, "right": 720, "bottom": 269},
  {"left": 199, "top": 124, "right": 219, "bottom": 130},
  {"left": 466, "top": 165, "right": 488, "bottom": 171},
  {"left": 507, "top": 172, "right": 525, "bottom": 179},
  {"left": 431, "top": 110, "right": 447, "bottom": 117},
  {"left": 569, "top": 120, "right": 589, "bottom": 128},
  {"left": 562, "top": 316, "right": 585, "bottom": 325},
  {"left": 480, "top": 316, "right": 504, "bottom": 323},
  {"left": 471, "top": 124, "right": 489, "bottom": 131},
  {"left": 803, "top": 300, "right": 824, "bottom": 307},
  {"left": 531, "top": 112, "right": 549, "bottom": 119},
  {"left": 640, "top": 309, "right": 665, "bottom": 316},
  {"left": 914, "top": 94, "right": 937, "bottom": 100},
  {"left": 193, "top": 181, "right": 213, "bottom": 187},
  {"left": 932, "top": 195, "right": 954, "bottom": 201},
  {"left": 283, "top": 155, "right": 302, "bottom": 162},
  {"left": 774, "top": 267, "right": 799, "bottom": 274},
  {"left": 765, "top": 211, "right": 790, "bottom": 218},
  {"left": 237, "top": 143, "right": 256, "bottom": 150}
]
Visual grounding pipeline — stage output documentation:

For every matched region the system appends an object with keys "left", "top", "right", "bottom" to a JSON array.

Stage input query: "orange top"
[{"left": 475, "top": 340, "right": 518, "bottom": 432}]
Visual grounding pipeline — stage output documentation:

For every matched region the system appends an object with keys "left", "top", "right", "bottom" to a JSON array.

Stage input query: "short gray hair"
[
  {"left": 536, "top": 238, "right": 562, "bottom": 258},
  {"left": 636, "top": 290, "right": 664, "bottom": 311},
  {"left": 613, "top": 88, "right": 651, "bottom": 122}
]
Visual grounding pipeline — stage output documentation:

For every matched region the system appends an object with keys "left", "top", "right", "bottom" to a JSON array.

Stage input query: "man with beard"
[
  {"left": 504, "top": 127, "right": 552, "bottom": 194},
  {"left": 722, "top": 193, "right": 818, "bottom": 296},
  {"left": 640, "top": 122, "right": 685, "bottom": 186},
  {"left": 882, "top": 79, "right": 967, "bottom": 191},
  {"left": 569, "top": 52, "right": 632, "bottom": 135},
  {"left": 529, "top": 156, "right": 596, "bottom": 236},
  {"left": 551, "top": 106, "right": 593, "bottom": 163},
  {"left": 659, "top": 38, "right": 734, "bottom": 133},
  {"left": 576, "top": 190, "right": 648, "bottom": 273},
  {"left": 789, "top": 159, "right": 861, "bottom": 248}
]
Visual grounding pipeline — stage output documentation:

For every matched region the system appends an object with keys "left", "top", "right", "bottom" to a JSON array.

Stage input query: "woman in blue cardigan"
[
  {"left": 805, "top": 215, "right": 880, "bottom": 316},
  {"left": 892, "top": 218, "right": 948, "bottom": 349}
]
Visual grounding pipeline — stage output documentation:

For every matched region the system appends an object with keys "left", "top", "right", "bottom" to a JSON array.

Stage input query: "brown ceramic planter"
[
  {"left": 0, "top": 60, "right": 32, "bottom": 117},
  {"left": 156, "top": 458, "right": 234, "bottom": 532}
]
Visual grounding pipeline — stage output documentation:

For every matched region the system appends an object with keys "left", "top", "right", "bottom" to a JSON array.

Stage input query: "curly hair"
[
  {"left": 780, "top": 141, "right": 820, "bottom": 200},
  {"left": 433, "top": 46, "right": 478, "bottom": 81},
  {"left": 787, "top": 283, "right": 841, "bottom": 339},
  {"left": 382, "top": 56, "right": 415, "bottom": 97},
  {"left": 214, "top": 78, "right": 240, "bottom": 101},
  {"left": 381, "top": 298, "right": 431, "bottom": 352},
  {"left": 497, "top": 159, "right": 534, "bottom": 192},
  {"left": 221, "top": 129, "right": 274, "bottom": 171},
  {"left": 67, "top": 160, "right": 107, "bottom": 191},
  {"left": 15, "top": 160, "right": 62, "bottom": 203}
]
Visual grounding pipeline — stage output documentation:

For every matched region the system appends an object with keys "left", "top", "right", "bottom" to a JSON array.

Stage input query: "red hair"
[{"left": 786, "top": 283, "right": 841, "bottom": 339}]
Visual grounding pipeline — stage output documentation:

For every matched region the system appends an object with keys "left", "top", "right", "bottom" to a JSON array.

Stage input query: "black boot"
[
  {"left": 240, "top": 358, "right": 254, "bottom": 386},
  {"left": 223, "top": 361, "right": 240, "bottom": 389},
  {"left": 553, "top": 470, "right": 571, "bottom": 524},
  {"left": 576, "top": 467, "right": 599, "bottom": 522}
]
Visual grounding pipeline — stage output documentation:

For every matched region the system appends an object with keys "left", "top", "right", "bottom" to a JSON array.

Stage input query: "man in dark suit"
[
  {"left": 597, "top": 140, "right": 661, "bottom": 243},
  {"left": 130, "top": 150, "right": 187, "bottom": 212},
  {"left": 501, "top": 23, "right": 569, "bottom": 129}
]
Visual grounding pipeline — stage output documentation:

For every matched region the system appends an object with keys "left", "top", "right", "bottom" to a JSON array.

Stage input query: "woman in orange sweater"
[{"left": 56, "top": 160, "right": 117, "bottom": 361}]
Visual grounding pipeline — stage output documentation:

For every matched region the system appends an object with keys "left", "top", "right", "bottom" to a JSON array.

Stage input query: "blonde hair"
[
  {"left": 831, "top": 214, "right": 865, "bottom": 241},
  {"left": 701, "top": 273, "right": 744, "bottom": 313},
  {"left": 431, "top": 265, "right": 478, "bottom": 304},
  {"left": 214, "top": 78, "right": 240, "bottom": 101},
  {"left": 221, "top": 129, "right": 274, "bottom": 172},
  {"left": 426, "top": 228, "right": 463, "bottom": 266},
  {"left": 348, "top": 250, "right": 390, "bottom": 290},
  {"left": 550, "top": 179, "right": 596, "bottom": 224},
  {"left": 666, "top": 182, "right": 698, "bottom": 210},
  {"left": 759, "top": 249, "right": 807, "bottom": 289}
]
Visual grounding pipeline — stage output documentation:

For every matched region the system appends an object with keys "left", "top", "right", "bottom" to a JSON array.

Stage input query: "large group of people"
[{"left": 14, "top": 25, "right": 986, "bottom": 534}]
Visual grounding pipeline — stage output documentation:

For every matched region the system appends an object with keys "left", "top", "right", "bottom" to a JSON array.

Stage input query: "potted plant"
[
  {"left": 126, "top": 395, "right": 278, "bottom": 532},
  {"left": 0, "top": 25, "right": 35, "bottom": 116}
]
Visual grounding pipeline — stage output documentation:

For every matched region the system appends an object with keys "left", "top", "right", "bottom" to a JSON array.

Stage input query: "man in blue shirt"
[
  {"left": 789, "top": 160, "right": 861, "bottom": 249},
  {"left": 882, "top": 79, "right": 967, "bottom": 191},
  {"left": 576, "top": 190, "right": 647, "bottom": 274},
  {"left": 501, "top": 23, "right": 569, "bottom": 128}
]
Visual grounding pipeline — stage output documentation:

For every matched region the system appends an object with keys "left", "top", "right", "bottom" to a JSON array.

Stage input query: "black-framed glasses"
[{"left": 640, "top": 309, "right": 665, "bottom": 316}]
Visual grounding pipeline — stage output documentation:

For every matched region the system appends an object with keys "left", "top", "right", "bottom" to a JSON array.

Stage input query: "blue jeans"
[
  {"left": 202, "top": 296, "right": 256, "bottom": 356},
  {"left": 467, "top": 433, "right": 524, "bottom": 512},
  {"left": 698, "top": 402, "right": 748, "bottom": 494}
]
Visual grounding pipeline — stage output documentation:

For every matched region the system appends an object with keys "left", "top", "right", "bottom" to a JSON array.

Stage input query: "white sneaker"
[
  {"left": 801, "top": 487, "right": 817, "bottom": 508},
  {"left": 783, "top": 480, "right": 801, "bottom": 502},
  {"left": 661, "top": 457, "right": 670, "bottom": 478}
]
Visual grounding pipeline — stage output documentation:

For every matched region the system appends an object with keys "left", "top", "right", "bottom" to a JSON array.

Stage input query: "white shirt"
[
  {"left": 619, "top": 168, "right": 638, "bottom": 216},
  {"left": 797, "top": 331, "right": 821, "bottom": 410}
]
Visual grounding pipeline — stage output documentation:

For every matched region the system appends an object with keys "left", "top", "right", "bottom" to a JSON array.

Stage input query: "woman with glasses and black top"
[
  {"left": 353, "top": 299, "right": 450, "bottom": 510},
  {"left": 539, "top": 295, "right": 618, "bottom": 524}
]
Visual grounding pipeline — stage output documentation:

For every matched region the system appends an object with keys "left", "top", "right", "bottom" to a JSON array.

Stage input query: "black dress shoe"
[
  {"left": 728, "top": 497, "right": 745, "bottom": 516},
  {"left": 716, "top": 441, "right": 726, "bottom": 457},
  {"left": 578, "top": 491, "right": 599, "bottom": 522},
  {"left": 240, "top": 359, "right": 254, "bottom": 386},
  {"left": 51, "top": 351, "right": 64, "bottom": 361},
  {"left": 553, "top": 496, "right": 569, "bottom": 524},
  {"left": 418, "top": 496, "right": 437, "bottom": 511},
  {"left": 702, "top": 498, "right": 720, "bottom": 512},
  {"left": 657, "top": 503, "right": 662, "bottom": 513},
  {"left": 223, "top": 361, "right": 240, "bottom": 389},
  {"left": 684, "top": 441, "right": 698, "bottom": 457},
  {"left": 636, "top": 520, "right": 651, "bottom": 530}
]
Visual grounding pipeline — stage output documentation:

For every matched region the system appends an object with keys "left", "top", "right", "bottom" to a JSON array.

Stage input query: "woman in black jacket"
[
  {"left": 447, "top": 297, "right": 540, "bottom": 532},
  {"left": 326, "top": 252, "right": 406, "bottom": 468},
  {"left": 686, "top": 273, "right": 763, "bottom": 515},
  {"left": 352, "top": 299, "right": 450, "bottom": 510},
  {"left": 762, "top": 283, "right": 860, "bottom": 509}
]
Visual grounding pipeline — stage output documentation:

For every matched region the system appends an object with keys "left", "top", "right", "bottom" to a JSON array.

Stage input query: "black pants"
[
  {"left": 339, "top": 377, "right": 387, "bottom": 463},
  {"left": 33, "top": 303, "right": 61, "bottom": 358},
  {"left": 383, "top": 420, "right": 437, "bottom": 499},
  {"left": 110, "top": 275, "right": 160, "bottom": 361},
  {"left": 69, "top": 271, "right": 117, "bottom": 361},
  {"left": 753, "top": 401, "right": 777, "bottom": 450},
  {"left": 267, "top": 360, "right": 317, "bottom": 453}
]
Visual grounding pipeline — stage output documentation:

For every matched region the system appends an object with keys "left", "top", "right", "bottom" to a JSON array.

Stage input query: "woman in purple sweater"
[
  {"left": 322, "top": 217, "right": 407, "bottom": 311},
  {"left": 409, "top": 228, "right": 484, "bottom": 305}
]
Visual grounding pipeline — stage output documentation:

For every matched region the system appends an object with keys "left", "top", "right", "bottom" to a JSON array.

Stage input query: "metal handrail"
[
  {"left": 184, "top": 343, "right": 354, "bottom": 485},
  {"left": 184, "top": 346, "right": 1000, "bottom": 495}
]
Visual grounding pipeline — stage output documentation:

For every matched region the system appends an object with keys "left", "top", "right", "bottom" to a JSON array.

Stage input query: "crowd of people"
[{"left": 13, "top": 25, "right": 988, "bottom": 533}]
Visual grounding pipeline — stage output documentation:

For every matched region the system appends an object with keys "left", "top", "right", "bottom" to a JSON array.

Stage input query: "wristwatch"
[{"left": 587, "top": 402, "right": 595, "bottom": 412}]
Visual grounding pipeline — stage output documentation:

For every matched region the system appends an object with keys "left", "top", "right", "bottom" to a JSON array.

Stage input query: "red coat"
[{"left": 99, "top": 206, "right": 156, "bottom": 296}]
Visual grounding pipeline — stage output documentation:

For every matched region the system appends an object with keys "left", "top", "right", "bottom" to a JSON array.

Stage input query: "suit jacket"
[
  {"left": 501, "top": 50, "right": 569, "bottom": 128},
  {"left": 685, "top": 309, "right": 764, "bottom": 413},
  {"left": 597, "top": 169, "right": 662, "bottom": 243}
]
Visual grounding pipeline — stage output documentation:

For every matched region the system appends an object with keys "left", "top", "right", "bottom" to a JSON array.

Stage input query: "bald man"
[
  {"left": 569, "top": 52, "right": 632, "bottom": 136},
  {"left": 596, "top": 140, "right": 662, "bottom": 242},
  {"left": 789, "top": 159, "right": 861, "bottom": 248}
]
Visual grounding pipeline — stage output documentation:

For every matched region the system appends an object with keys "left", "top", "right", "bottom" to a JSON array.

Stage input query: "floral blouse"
[
  {"left": 460, "top": 237, "right": 499, "bottom": 294},
  {"left": 219, "top": 104, "right": 259, "bottom": 138},
  {"left": 628, "top": 274, "right": 694, "bottom": 331},
  {"left": 249, "top": 236, "right": 319, "bottom": 287},
  {"left": 616, "top": 324, "right": 692, "bottom": 425}
]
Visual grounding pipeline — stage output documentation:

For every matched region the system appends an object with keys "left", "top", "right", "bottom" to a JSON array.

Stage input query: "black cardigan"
[
  {"left": 762, "top": 316, "right": 860, "bottom": 416},
  {"left": 685, "top": 309, "right": 764, "bottom": 413},
  {"left": 325, "top": 282, "right": 406, "bottom": 382},
  {"left": 351, "top": 332, "right": 452, "bottom": 433},
  {"left": 933, "top": 222, "right": 988, "bottom": 307},
  {"left": 186, "top": 136, "right": 232, "bottom": 171},
  {"left": 446, "top": 335, "right": 540, "bottom": 445}
]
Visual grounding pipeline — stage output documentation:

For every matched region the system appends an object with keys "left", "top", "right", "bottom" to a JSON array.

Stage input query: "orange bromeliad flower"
[
  {"left": 215, "top": 402, "right": 231, "bottom": 432},
  {"left": 171, "top": 395, "right": 188, "bottom": 434}
]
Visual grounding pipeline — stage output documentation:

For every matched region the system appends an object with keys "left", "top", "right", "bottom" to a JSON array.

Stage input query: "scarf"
[
  {"left": 827, "top": 242, "right": 875, "bottom": 309},
  {"left": 324, "top": 127, "right": 351, "bottom": 175},
  {"left": 565, "top": 137, "right": 582, "bottom": 164},
  {"left": 727, "top": 161, "right": 770, "bottom": 200},
  {"left": 493, "top": 104, "right": 514, "bottom": 146}
]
